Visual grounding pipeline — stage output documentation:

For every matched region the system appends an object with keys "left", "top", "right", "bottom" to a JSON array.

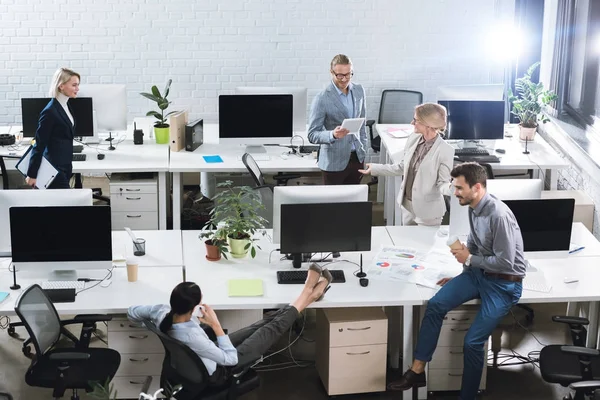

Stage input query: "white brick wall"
[{"left": 1, "top": 0, "right": 512, "bottom": 127}]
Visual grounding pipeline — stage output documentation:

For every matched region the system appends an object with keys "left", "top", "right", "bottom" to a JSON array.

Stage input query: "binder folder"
[{"left": 15, "top": 146, "right": 58, "bottom": 190}]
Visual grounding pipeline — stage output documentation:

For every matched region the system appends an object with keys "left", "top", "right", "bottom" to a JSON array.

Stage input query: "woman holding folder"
[
  {"left": 359, "top": 103, "right": 455, "bottom": 226},
  {"left": 26, "top": 67, "right": 80, "bottom": 189}
]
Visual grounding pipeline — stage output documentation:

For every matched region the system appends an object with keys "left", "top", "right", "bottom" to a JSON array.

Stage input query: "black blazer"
[{"left": 27, "top": 98, "right": 75, "bottom": 178}]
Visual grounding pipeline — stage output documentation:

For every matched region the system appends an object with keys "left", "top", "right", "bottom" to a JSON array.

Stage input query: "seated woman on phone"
[{"left": 127, "top": 265, "right": 332, "bottom": 386}]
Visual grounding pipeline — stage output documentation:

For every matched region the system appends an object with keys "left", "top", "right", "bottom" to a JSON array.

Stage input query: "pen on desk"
[{"left": 569, "top": 246, "right": 585, "bottom": 254}]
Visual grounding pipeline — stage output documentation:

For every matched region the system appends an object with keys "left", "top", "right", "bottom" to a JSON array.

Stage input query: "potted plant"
[
  {"left": 508, "top": 62, "right": 557, "bottom": 141},
  {"left": 212, "top": 181, "right": 267, "bottom": 258},
  {"left": 140, "top": 79, "right": 177, "bottom": 144},
  {"left": 199, "top": 226, "right": 229, "bottom": 261},
  {"left": 89, "top": 379, "right": 181, "bottom": 400}
]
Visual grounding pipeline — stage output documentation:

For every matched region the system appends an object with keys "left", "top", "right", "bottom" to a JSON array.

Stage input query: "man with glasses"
[{"left": 308, "top": 54, "right": 368, "bottom": 185}]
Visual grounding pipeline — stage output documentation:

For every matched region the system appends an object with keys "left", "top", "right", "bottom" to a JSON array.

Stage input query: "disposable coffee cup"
[
  {"left": 126, "top": 258, "right": 139, "bottom": 282},
  {"left": 446, "top": 235, "right": 463, "bottom": 250}
]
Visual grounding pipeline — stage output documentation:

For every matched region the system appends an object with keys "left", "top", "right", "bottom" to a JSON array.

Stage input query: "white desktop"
[
  {"left": 0, "top": 189, "right": 93, "bottom": 257},
  {"left": 77, "top": 84, "right": 128, "bottom": 145},
  {"left": 449, "top": 179, "right": 543, "bottom": 237},
  {"left": 272, "top": 184, "right": 369, "bottom": 244},
  {"left": 235, "top": 86, "right": 308, "bottom": 134}
]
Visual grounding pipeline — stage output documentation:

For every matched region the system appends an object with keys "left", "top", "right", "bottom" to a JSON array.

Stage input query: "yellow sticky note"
[{"left": 228, "top": 279, "right": 263, "bottom": 297}]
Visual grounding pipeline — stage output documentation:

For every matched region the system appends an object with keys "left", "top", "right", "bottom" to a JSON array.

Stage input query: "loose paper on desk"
[
  {"left": 0, "top": 292, "right": 10, "bottom": 305},
  {"left": 203, "top": 155, "right": 223, "bottom": 163},
  {"left": 228, "top": 279, "right": 264, "bottom": 297},
  {"left": 386, "top": 127, "right": 412, "bottom": 138},
  {"left": 341, "top": 118, "right": 365, "bottom": 136},
  {"left": 15, "top": 145, "right": 58, "bottom": 190}
]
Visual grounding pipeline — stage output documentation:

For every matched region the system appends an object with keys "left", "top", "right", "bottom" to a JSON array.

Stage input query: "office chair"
[
  {"left": 241, "top": 185, "right": 274, "bottom": 229},
  {"left": 0, "top": 393, "right": 13, "bottom": 400},
  {"left": 242, "top": 152, "right": 300, "bottom": 187},
  {"left": 539, "top": 316, "right": 600, "bottom": 400},
  {"left": 570, "top": 381, "right": 600, "bottom": 400},
  {"left": 13, "top": 284, "right": 120, "bottom": 400},
  {"left": 0, "top": 155, "right": 9, "bottom": 189},
  {"left": 142, "top": 319, "right": 260, "bottom": 400}
]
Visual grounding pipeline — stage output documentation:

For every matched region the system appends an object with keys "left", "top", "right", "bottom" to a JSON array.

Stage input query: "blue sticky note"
[{"left": 203, "top": 155, "right": 223, "bottom": 163}]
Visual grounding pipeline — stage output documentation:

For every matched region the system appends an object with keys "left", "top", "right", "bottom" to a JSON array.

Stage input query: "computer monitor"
[
  {"left": 235, "top": 87, "right": 308, "bottom": 134},
  {"left": 218, "top": 94, "right": 293, "bottom": 153},
  {"left": 10, "top": 205, "right": 112, "bottom": 276},
  {"left": 437, "top": 84, "right": 504, "bottom": 101},
  {"left": 504, "top": 198, "right": 575, "bottom": 252},
  {"left": 21, "top": 97, "right": 94, "bottom": 138},
  {"left": 449, "top": 179, "right": 543, "bottom": 238},
  {"left": 272, "top": 184, "right": 369, "bottom": 245},
  {"left": 0, "top": 189, "right": 93, "bottom": 257},
  {"left": 77, "top": 84, "right": 128, "bottom": 141},
  {"left": 438, "top": 100, "right": 505, "bottom": 141},
  {"left": 281, "top": 202, "right": 372, "bottom": 268}
]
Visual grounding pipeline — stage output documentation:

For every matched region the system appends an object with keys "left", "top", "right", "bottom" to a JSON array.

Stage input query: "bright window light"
[{"left": 486, "top": 24, "right": 524, "bottom": 63}]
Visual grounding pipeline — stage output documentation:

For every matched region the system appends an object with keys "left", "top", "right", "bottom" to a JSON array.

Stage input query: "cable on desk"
[
  {"left": 76, "top": 266, "right": 114, "bottom": 295},
  {"left": 0, "top": 315, "right": 10, "bottom": 330}
]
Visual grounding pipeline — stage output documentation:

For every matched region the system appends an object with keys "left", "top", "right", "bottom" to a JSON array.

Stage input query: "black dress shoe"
[{"left": 387, "top": 368, "right": 426, "bottom": 391}]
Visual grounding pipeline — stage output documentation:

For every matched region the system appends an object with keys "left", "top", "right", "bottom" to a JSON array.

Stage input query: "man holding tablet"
[{"left": 308, "top": 54, "right": 368, "bottom": 185}]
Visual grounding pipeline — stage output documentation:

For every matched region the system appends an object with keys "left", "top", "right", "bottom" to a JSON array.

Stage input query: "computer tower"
[{"left": 185, "top": 118, "right": 203, "bottom": 152}]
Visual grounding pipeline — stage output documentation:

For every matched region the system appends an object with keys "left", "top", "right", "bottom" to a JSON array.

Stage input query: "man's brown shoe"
[{"left": 387, "top": 368, "right": 426, "bottom": 391}]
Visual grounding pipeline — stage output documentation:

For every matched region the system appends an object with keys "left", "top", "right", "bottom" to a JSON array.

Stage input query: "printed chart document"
[
  {"left": 341, "top": 118, "right": 366, "bottom": 136},
  {"left": 15, "top": 146, "right": 58, "bottom": 190}
]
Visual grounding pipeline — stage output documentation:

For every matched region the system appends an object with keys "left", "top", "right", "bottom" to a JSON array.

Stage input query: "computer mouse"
[
  {"left": 359, "top": 278, "right": 369, "bottom": 287},
  {"left": 97, "top": 153, "right": 105, "bottom": 160},
  {"left": 495, "top": 148, "right": 506, "bottom": 154}
]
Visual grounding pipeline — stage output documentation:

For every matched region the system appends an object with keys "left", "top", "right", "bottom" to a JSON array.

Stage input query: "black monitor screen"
[
  {"left": 21, "top": 97, "right": 94, "bottom": 138},
  {"left": 9, "top": 206, "right": 112, "bottom": 262},
  {"left": 438, "top": 100, "right": 505, "bottom": 140},
  {"left": 219, "top": 94, "right": 293, "bottom": 139},
  {"left": 503, "top": 199, "right": 575, "bottom": 252},
  {"left": 280, "top": 202, "right": 372, "bottom": 254}
]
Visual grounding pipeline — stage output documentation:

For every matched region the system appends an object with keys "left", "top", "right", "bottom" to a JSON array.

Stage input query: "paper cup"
[
  {"left": 126, "top": 258, "right": 139, "bottom": 282},
  {"left": 446, "top": 235, "right": 463, "bottom": 251}
]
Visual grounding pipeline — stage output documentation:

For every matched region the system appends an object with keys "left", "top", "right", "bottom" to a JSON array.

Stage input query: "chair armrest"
[
  {"left": 49, "top": 352, "right": 91, "bottom": 362},
  {"left": 366, "top": 119, "right": 375, "bottom": 128},
  {"left": 569, "top": 380, "right": 600, "bottom": 391},
  {"left": 62, "top": 314, "right": 112, "bottom": 326},
  {"left": 552, "top": 315, "right": 589, "bottom": 325},
  {"left": 561, "top": 346, "right": 600, "bottom": 357}
]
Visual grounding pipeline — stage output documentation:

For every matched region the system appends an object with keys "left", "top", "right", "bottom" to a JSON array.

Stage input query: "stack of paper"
[{"left": 386, "top": 127, "right": 412, "bottom": 138}]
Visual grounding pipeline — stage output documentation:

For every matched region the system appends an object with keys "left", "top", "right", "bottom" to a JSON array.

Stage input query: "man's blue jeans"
[{"left": 414, "top": 267, "right": 522, "bottom": 400}]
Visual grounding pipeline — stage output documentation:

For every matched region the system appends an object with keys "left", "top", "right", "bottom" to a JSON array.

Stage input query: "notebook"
[
  {"left": 228, "top": 279, "right": 264, "bottom": 297},
  {"left": 15, "top": 145, "right": 58, "bottom": 189},
  {"left": 0, "top": 292, "right": 10, "bottom": 305}
]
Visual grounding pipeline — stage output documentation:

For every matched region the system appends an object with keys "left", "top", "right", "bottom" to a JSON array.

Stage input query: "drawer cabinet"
[
  {"left": 316, "top": 307, "right": 388, "bottom": 396},
  {"left": 110, "top": 174, "right": 158, "bottom": 230}
]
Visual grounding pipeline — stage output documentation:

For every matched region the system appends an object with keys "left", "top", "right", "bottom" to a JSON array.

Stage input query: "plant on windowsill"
[
  {"left": 140, "top": 78, "right": 177, "bottom": 145},
  {"left": 508, "top": 62, "right": 558, "bottom": 141},
  {"left": 211, "top": 180, "right": 267, "bottom": 258}
]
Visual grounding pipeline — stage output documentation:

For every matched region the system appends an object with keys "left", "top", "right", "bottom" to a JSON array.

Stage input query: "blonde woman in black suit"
[
  {"left": 360, "top": 103, "right": 454, "bottom": 226},
  {"left": 26, "top": 67, "right": 80, "bottom": 189}
]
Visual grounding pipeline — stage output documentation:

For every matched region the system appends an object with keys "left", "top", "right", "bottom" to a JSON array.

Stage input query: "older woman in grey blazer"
[{"left": 360, "top": 103, "right": 454, "bottom": 226}]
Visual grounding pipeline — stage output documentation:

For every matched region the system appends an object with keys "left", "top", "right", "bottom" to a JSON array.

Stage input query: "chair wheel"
[
  {"left": 22, "top": 346, "right": 31, "bottom": 356},
  {"left": 7, "top": 326, "right": 15, "bottom": 336}
]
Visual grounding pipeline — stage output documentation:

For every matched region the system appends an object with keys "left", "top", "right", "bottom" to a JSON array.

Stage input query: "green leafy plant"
[
  {"left": 88, "top": 379, "right": 117, "bottom": 400},
  {"left": 211, "top": 180, "right": 267, "bottom": 258},
  {"left": 508, "top": 62, "right": 558, "bottom": 128},
  {"left": 140, "top": 79, "right": 177, "bottom": 128},
  {"left": 199, "top": 226, "right": 230, "bottom": 260}
]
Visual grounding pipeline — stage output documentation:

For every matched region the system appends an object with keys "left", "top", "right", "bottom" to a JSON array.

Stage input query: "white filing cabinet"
[
  {"left": 108, "top": 318, "right": 164, "bottom": 399},
  {"left": 541, "top": 190, "right": 595, "bottom": 232},
  {"left": 110, "top": 174, "right": 158, "bottom": 230},
  {"left": 424, "top": 307, "right": 487, "bottom": 392},
  {"left": 316, "top": 307, "right": 388, "bottom": 396}
]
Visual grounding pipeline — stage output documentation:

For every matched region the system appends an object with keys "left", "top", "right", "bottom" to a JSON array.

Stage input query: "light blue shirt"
[
  {"left": 127, "top": 304, "right": 238, "bottom": 376},
  {"left": 332, "top": 81, "right": 356, "bottom": 150}
]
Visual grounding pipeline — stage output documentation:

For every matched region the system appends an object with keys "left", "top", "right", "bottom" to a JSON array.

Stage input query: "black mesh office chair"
[
  {"left": 539, "top": 316, "right": 600, "bottom": 400},
  {"left": 569, "top": 381, "right": 600, "bottom": 400},
  {"left": 142, "top": 319, "right": 260, "bottom": 400},
  {"left": 0, "top": 155, "right": 9, "bottom": 190},
  {"left": 242, "top": 153, "right": 300, "bottom": 187},
  {"left": 13, "top": 284, "right": 121, "bottom": 400}
]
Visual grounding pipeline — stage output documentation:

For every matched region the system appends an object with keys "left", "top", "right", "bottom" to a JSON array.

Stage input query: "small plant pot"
[
  {"left": 228, "top": 237, "right": 250, "bottom": 258},
  {"left": 154, "top": 126, "right": 170, "bottom": 144},
  {"left": 205, "top": 241, "right": 221, "bottom": 261},
  {"left": 519, "top": 125, "right": 537, "bottom": 141}
]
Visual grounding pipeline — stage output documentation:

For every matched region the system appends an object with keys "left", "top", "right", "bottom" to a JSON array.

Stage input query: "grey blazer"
[{"left": 307, "top": 82, "right": 368, "bottom": 172}]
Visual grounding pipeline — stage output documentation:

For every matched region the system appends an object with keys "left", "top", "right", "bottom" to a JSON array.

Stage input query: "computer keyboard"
[
  {"left": 72, "top": 153, "right": 87, "bottom": 162},
  {"left": 41, "top": 280, "right": 85, "bottom": 290},
  {"left": 454, "top": 148, "right": 489, "bottom": 156},
  {"left": 522, "top": 274, "right": 552, "bottom": 293},
  {"left": 299, "top": 145, "right": 319, "bottom": 154},
  {"left": 277, "top": 269, "right": 346, "bottom": 284},
  {"left": 237, "top": 155, "right": 271, "bottom": 161},
  {"left": 455, "top": 155, "right": 500, "bottom": 163}
]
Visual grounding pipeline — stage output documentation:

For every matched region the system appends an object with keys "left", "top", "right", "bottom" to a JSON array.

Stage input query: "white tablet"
[{"left": 341, "top": 118, "right": 366, "bottom": 134}]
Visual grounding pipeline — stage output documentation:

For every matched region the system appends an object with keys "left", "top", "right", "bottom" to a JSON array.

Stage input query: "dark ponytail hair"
[{"left": 159, "top": 282, "right": 202, "bottom": 333}]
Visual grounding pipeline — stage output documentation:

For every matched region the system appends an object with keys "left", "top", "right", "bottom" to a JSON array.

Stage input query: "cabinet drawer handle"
[
  {"left": 129, "top": 380, "right": 146, "bottom": 385},
  {"left": 448, "top": 373, "right": 463, "bottom": 377},
  {"left": 347, "top": 327, "right": 371, "bottom": 331},
  {"left": 127, "top": 215, "right": 142, "bottom": 218},
  {"left": 125, "top": 188, "right": 141, "bottom": 192},
  {"left": 126, "top": 197, "right": 141, "bottom": 200},
  {"left": 129, "top": 357, "right": 149, "bottom": 363},
  {"left": 451, "top": 317, "right": 471, "bottom": 321},
  {"left": 346, "top": 351, "right": 370, "bottom": 356},
  {"left": 128, "top": 334, "right": 148, "bottom": 339},
  {"left": 119, "top": 323, "right": 143, "bottom": 329},
  {"left": 449, "top": 350, "right": 464, "bottom": 354},
  {"left": 450, "top": 328, "right": 469, "bottom": 332}
]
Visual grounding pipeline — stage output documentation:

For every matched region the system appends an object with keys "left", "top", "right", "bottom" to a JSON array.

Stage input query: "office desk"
[
  {"left": 111, "top": 230, "right": 183, "bottom": 267},
  {"left": 170, "top": 124, "right": 319, "bottom": 229},
  {"left": 376, "top": 124, "right": 569, "bottom": 225}
]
